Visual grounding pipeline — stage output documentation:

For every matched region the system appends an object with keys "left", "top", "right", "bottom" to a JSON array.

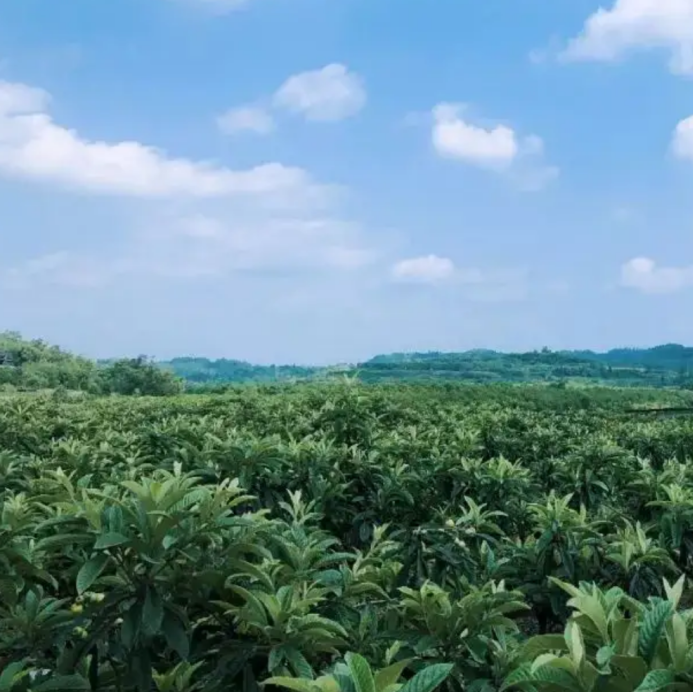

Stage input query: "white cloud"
[
  {"left": 562, "top": 0, "right": 693, "bottom": 75},
  {"left": 0, "top": 80, "right": 319, "bottom": 200},
  {"left": 391, "top": 255, "right": 455, "bottom": 283},
  {"left": 217, "top": 105, "right": 274, "bottom": 135},
  {"left": 0, "top": 78, "right": 379, "bottom": 291},
  {"left": 147, "top": 214, "right": 377, "bottom": 275},
  {"left": 273, "top": 64, "right": 366, "bottom": 122},
  {"left": 3, "top": 211, "right": 377, "bottom": 289},
  {"left": 0, "top": 81, "right": 48, "bottom": 113},
  {"left": 672, "top": 115, "right": 693, "bottom": 160},
  {"left": 431, "top": 103, "right": 558, "bottom": 189},
  {"left": 432, "top": 103, "right": 518, "bottom": 169},
  {"left": 621, "top": 256, "right": 693, "bottom": 293},
  {"left": 389, "top": 256, "right": 528, "bottom": 301}
]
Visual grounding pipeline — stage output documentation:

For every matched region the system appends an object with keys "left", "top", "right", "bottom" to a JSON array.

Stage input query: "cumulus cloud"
[
  {"left": 3, "top": 209, "right": 378, "bottom": 290},
  {"left": 432, "top": 104, "right": 518, "bottom": 169},
  {"left": 138, "top": 214, "right": 377, "bottom": 277},
  {"left": 218, "top": 64, "right": 366, "bottom": 135},
  {"left": 0, "top": 80, "right": 319, "bottom": 200},
  {"left": 0, "top": 77, "right": 379, "bottom": 291},
  {"left": 273, "top": 64, "right": 366, "bottom": 122},
  {"left": 391, "top": 255, "right": 455, "bottom": 284},
  {"left": 217, "top": 105, "right": 275, "bottom": 135},
  {"left": 562, "top": 0, "right": 693, "bottom": 75},
  {"left": 431, "top": 103, "right": 558, "bottom": 189},
  {"left": 390, "top": 255, "right": 529, "bottom": 301},
  {"left": 621, "top": 257, "right": 693, "bottom": 294},
  {"left": 672, "top": 115, "right": 693, "bottom": 160}
]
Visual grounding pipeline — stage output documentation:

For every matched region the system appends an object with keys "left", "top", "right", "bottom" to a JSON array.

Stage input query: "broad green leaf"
[
  {"left": 571, "top": 594, "right": 609, "bottom": 643},
  {"left": 524, "top": 665, "right": 583, "bottom": 692},
  {"left": 121, "top": 603, "right": 141, "bottom": 650},
  {"left": 76, "top": 553, "right": 109, "bottom": 594},
  {"left": 162, "top": 609, "right": 189, "bottom": 659},
  {"left": 531, "top": 654, "right": 561, "bottom": 673},
  {"left": 397, "top": 664, "right": 454, "bottom": 692},
  {"left": 610, "top": 655, "right": 648, "bottom": 686},
  {"left": 262, "top": 677, "right": 317, "bottom": 692},
  {"left": 142, "top": 586, "right": 164, "bottom": 637},
  {"left": 227, "top": 559, "right": 275, "bottom": 591},
  {"left": 664, "top": 576, "right": 686, "bottom": 609},
  {"left": 227, "top": 585, "right": 269, "bottom": 626},
  {"left": 314, "top": 677, "right": 341, "bottom": 692},
  {"left": 32, "top": 675, "right": 90, "bottom": 691},
  {"left": 666, "top": 613, "right": 688, "bottom": 672},
  {"left": 501, "top": 663, "right": 535, "bottom": 691},
  {"left": 565, "top": 622, "right": 585, "bottom": 666},
  {"left": 93, "top": 532, "right": 130, "bottom": 550},
  {"left": 315, "top": 570, "right": 344, "bottom": 587},
  {"left": 613, "top": 618, "right": 638, "bottom": 656},
  {"left": 284, "top": 647, "right": 314, "bottom": 680},
  {"left": 503, "top": 661, "right": 584, "bottom": 692},
  {"left": 0, "top": 662, "right": 27, "bottom": 690},
  {"left": 596, "top": 644, "right": 615, "bottom": 669},
  {"left": 521, "top": 635, "right": 569, "bottom": 659},
  {"left": 634, "top": 669, "right": 676, "bottom": 692},
  {"left": 346, "top": 653, "right": 376, "bottom": 692},
  {"left": 269, "top": 647, "right": 286, "bottom": 674},
  {"left": 374, "top": 659, "right": 414, "bottom": 692},
  {"left": 549, "top": 578, "right": 583, "bottom": 600},
  {"left": 639, "top": 601, "right": 674, "bottom": 664},
  {"left": 334, "top": 667, "right": 357, "bottom": 692},
  {"left": 25, "top": 590, "right": 39, "bottom": 621},
  {"left": 579, "top": 660, "right": 601, "bottom": 692},
  {"left": 36, "top": 534, "right": 93, "bottom": 550}
]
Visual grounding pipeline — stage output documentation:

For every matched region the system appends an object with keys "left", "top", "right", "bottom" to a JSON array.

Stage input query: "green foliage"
[
  {"left": 161, "top": 344, "right": 693, "bottom": 387},
  {"left": 8, "top": 332, "right": 693, "bottom": 393},
  {"left": 158, "top": 357, "right": 322, "bottom": 385},
  {"left": 0, "top": 333, "right": 182, "bottom": 396},
  {"left": 2, "top": 379, "right": 693, "bottom": 690},
  {"left": 505, "top": 576, "right": 693, "bottom": 692},
  {"left": 0, "top": 331, "right": 98, "bottom": 392},
  {"left": 356, "top": 345, "right": 693, "bottom": 387},
  {"left": 97, "top": 357, "right": 183, "bottom": 396}
]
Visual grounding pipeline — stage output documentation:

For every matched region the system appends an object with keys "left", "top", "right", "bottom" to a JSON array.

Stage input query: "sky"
[{"left": 1, "top": 0, "right": 693, "bottom": 364}]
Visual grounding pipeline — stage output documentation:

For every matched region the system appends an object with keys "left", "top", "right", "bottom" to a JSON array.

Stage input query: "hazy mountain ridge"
[
  {"left": 4, "top": 329, "right": 693, "bottom": 389},
  {"left": 160, "top": 344, "right": 693, "bottom": 387}
]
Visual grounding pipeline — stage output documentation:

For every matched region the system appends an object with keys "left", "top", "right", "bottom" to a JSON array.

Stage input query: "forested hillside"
[
  {"left": 0, "top": 332, "right": 181, "bottom": 395},
  {"left": 158, "top": 357, "right": 323, "bottom": 384},
  {"left": 4, "top": 331, "right": 693, "bottom": 390},
  {"left": 357, "top": 345, "right": 693, "bottom": 386},
  {"left": 161, "top": 345, "right": 693, "bottom": 388}
]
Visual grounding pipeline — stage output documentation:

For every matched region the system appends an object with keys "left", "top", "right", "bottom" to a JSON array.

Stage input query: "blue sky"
[{"left": 1, "top": 0, "right": 693, "bottom": 364}]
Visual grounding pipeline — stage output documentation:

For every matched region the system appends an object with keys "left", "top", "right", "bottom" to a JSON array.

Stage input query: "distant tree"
[
  {"left": 0, "top": 331, "right": 99, "bottom": 390},
  {"left": 99, "top": 356, "right": 183, "bottom": 396}
]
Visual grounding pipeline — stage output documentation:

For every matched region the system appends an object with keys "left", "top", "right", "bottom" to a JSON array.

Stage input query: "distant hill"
[
  {"left": 0, "top": 332, "right": 181, "bottom": 395},
  {"left": 160, "top": 345, "right": 693, "bottom": 388},
  {"left": 355, "top": 345, "right": 693, "bottom": 386},
  {"left": 566, "top": 344, "right": 693, "bottom": 370},
  {"left": 157, "top": 357, "right": 322, "bottom": 384},
  {"left": 4, "top": 330, "right": 693, "bottom": 390}
]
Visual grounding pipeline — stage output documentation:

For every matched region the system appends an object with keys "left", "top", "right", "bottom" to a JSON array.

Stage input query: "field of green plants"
[{"left": 5, "top": 382, "right": 693, "bottom": 692}]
